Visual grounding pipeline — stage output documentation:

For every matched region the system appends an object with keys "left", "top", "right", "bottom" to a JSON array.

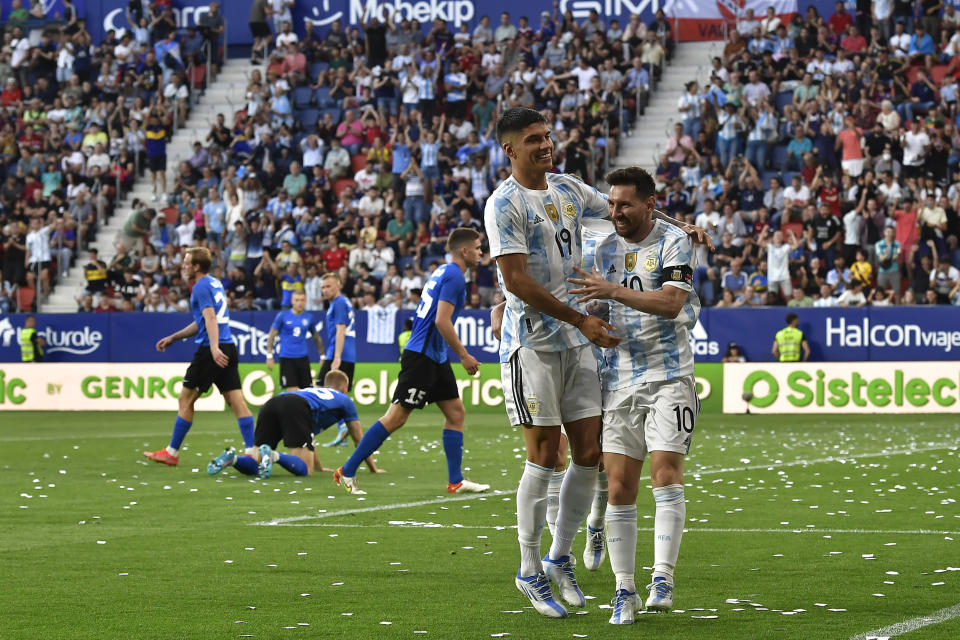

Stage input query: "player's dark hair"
[
  {"left": 185, "top": 247, "right": 212, "bottom": 273},
  {"left": 324, "top": 369, "right": 349, "bottom": 389},
  {"left": 495, "top": 107, "right": 547, "bottom": 145},
  {"left": 447, "top": 227, "right": 481, "bottom": 253},
  {"left": 605, "top": 166, "right": 656, "bottom": 201},
  {"left": 786, "top": 313, "right": 798, "bottom": 325}
]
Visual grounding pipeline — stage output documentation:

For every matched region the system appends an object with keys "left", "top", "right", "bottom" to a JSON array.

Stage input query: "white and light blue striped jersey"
[
  {"left": 484, "top": 172, "right": 608, "bottom": 361},
  {"left": 678, "top": 92, "right": 701, "bottom": 122},
  {"left": 420, "top": 141, "right": 438, "bottom": 168},
  {"left": 444, "top": 71, "right": 467, "bottom": 101},
  {"left": 592, "top": 220, "right": 700, "bottom": 391},
  {"left": 416, "top": 74, "right": 436, "bottom": 100}
]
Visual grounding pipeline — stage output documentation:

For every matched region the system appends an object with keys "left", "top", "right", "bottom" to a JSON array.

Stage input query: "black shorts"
[
  {"left": 316, "top": 359, "right": 355, "bottom": 390},
  {"left": 254, "top": 394, "right": 315, "bottom": 450},
  {"left": 280, "top": 356, "right": 313, "bottom": 389},
  {"left": 392, "top": 350, "right": 459, "bottom": 409},
  {"left": 182, "top": 343, "right": 241, "bottom": 394},
  {"left": 250, "top": 21, "right": 271, "bottom": 39},
  {"left": 148, "top": 154, "right": 166, "bottom": 172}
]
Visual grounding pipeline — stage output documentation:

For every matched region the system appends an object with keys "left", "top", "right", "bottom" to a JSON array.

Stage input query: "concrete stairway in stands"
[{"left": 46, "top": 59, "right": 256, "bottom": 312}]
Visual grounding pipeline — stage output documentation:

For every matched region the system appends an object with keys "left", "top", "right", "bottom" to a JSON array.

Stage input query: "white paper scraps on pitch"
[
  {"left": 224, "top": 560, "right": 233, "bottom": 564},
  {"left": 297, "top": 622, "right": 309, "bottom": 626},
  {"left": 341, "top": 613, "right": 353, "bottom": 616},
  {"left": 573, "top": 635, "right": 589, "bottom": 638},
  {"left": 96, "top": 540, "right": 106, "bottom": 545},
  {"left": 246, "top": 606, "right": 257, "bottom": 610},
  {"left": 234, "top": 621, "right": 245, "bottom": 624},
  {"left": 380, "top": 621, "right": 392, "bottom": 625},
  {"left": 490, "top": 634, "right": 510, "bottom": 638},
  {"left": 331, "top": 582, "right": 344, "bottom": 586},
  {"left": 283, "top": 626, "right": 297, "bottom": 629},
  {"left": 329, "top": 534, "right": 338, "bottom": 538},
  {"left": 300, "top": 593, "right": 310, "bottom": 597},
  {"left": 885, "top": 571, "right": 899, "bottom": 575},
  {"left": 575, "top": 610, "right": 589, "bottom": 615},
  {"left": 367, "top": 541, "right": 378, "bottom": 544},
  {"left": 297, "top": 552, "right": 307, "bottom": 556},
  {"left": 583, "top": 595, "right": 597, "bottom": 600},
  {"left": 692, "top": 615, "right": 718, "bottom": 619},
  {"left": 597, "top": 604, "right": 612, "bottom": 610},
  {"left": 828, "top": 608, "right": 846, "bottom": 612},
  {"left": 872, "top": 593, "right": 885, "bottom": 597},
  {"left": 414, "top": 631, "right": 427, "bottom": 635},
  {"left": 118, "top": 572, "right": 128, "bottom": 576},
  {"left": 501, "top": 610, "right": 523, "bottom": 614},
  {"left": 267, "top": 564, "right": 277, "bottom": 568}
]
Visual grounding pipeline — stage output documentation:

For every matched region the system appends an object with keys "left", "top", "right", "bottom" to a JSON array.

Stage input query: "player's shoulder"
[
  {"left": 487, "top": 176, "right": 520, "bottom": 205},
  {"left": 656, "top": 219, "right": 691, "bottom": 245}
]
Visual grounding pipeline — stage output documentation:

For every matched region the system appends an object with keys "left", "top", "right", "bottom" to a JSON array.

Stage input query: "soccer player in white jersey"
[
  {"left": 568, "top": 167, "right": 700, "bottom": 625},
  {"left": 484, "top": 108, "right": 707, "bottom": 619}
]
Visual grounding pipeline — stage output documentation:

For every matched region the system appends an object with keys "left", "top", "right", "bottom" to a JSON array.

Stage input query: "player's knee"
[
  {"left": 651, "top": 465, "right": 683, "bottom": 488},
  {"left": 570, "top": 441, "right": 601, "bottom": 467}
]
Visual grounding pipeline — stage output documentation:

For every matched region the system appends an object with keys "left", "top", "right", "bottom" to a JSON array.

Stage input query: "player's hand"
[
  {"left": 568, "top": 266, "right": 618, "bottom": 302},
  {"left": 265, "top": 354, "right": 274, "bottom": 370},
  {"left": 331, "top": 357, "right": 341, "bottom": 371},
  {"left": 211, "top": 345, "right": 229, "bottom": 368},
  {"left": 372, "top": 467, "right": 386, "bottom": 473},
  {"left": 156, "top": 336, "right": 173, "bottom": 352},
  {"left": 460, "top": 353, "right": 480, "bottom": 376},
  {"left": 576, "top": 314, "right": 621, "bottom": 348},
  {"left": 682, "top": 223, "right": 715, "bottom": 251}
]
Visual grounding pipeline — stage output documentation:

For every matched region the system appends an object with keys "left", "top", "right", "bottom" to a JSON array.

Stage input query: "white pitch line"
[
  {"left": 689, "top": 443, "right": 957, "bottom": 476},
  {"left": 251, "top": 490, "right": 517, "bottom": 526},
  {"left": 251, "top": 442, "right": 958, "bottom": 526},
  {"left": 849, "top": 603, "right": 960, "bottom": 640}
]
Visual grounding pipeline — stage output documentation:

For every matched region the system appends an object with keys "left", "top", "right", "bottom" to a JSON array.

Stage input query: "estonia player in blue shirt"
[
  {"left": 207, "top": 370, "right": 381, "bottom": 479},
  {"left": 316, "top": 272, "right": 357, "bottom": 388},
  {"left": 266, "top": 290, "right": 323, "bottom": 390},
  {"left": 334, "top": 228, "right": 491, "bottom": 495},
  {"left": 145, "top": 247, "right": 255, "bottom": 466}
]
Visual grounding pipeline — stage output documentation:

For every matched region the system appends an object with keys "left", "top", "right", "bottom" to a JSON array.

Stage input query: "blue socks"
[
  {"left": 237, "top": 416, "right": 255, "bottom": 448},
  {"left": 442, "top": 429, "right": 464, "bottom": 485},
  {"left": 234, "top": 455, "right": 259, "bottom": 475},
  {"left": 277, "top": 453, "right": 308, "bottom": 476},
  {"left": 342, "top": 420, "right": 389, "bottom": 477},
  {"left": 169, "top": 416, "right": 192, "bottom": 451}
]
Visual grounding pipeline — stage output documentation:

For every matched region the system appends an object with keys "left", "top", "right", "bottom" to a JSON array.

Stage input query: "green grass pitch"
[{"left": 2, "top": 410, "right": 958, "bottom": 639}]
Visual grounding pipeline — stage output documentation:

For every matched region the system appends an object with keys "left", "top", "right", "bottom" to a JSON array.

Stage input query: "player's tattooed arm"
[
  {"left": 497, "top": 254, "right": 621, "bottom": 348},
  {"left": 569, "top": 266, "right": 689, "bottom": 319},
  {"left": 651, "top": 209, "right": 715, "bottom": 250}
]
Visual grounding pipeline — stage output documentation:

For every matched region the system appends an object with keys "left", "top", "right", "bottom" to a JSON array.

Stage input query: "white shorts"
[
  {"left": 842, "top": 158, "right": 864, "bottom": 177},
  {"left": 500, "top": 344, "right": 601, "bottom": 426},
  {"left": 601, "top": 375, "right": 699, "bottom": 460}
]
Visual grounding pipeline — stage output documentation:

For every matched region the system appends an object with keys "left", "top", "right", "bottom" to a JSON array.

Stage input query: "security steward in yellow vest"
[
  {"left": 772, "top": 312, "right": 809, "bottom": 362},
  {"left": 20, "top": 315, "right": 45, "bottom": 362}
]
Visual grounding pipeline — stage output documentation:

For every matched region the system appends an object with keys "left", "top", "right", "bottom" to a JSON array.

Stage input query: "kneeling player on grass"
[
  {"left": 334, "top": 228, "right": 491, "bottom": 496},
  {"left": 208, "top": 370, "right": 381, "bottom": 480},
  {"left": 145, "top": 247, "right": 255, "bottom": 466},
  {"left": 568, "top": 167, "right": 700, "bottom": 624}
]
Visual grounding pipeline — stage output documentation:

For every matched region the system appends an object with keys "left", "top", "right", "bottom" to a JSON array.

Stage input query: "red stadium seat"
[
  {"left": 350, "top": 154, "right": 368, "bottom": 173},
  {"left": 163, "top": 206, "right": 178, "bottom": 224},
  {"left": 930, "top": 65, "right": 950, "bottom": 86},
  {"left": 16, "top": 286, "right": 35, "bottom": 312},
  {"left": 333, "top": 178, "right": 357, "bottom": 198}
]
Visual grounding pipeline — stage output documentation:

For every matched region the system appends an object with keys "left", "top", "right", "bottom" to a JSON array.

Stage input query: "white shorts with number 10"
[{"left": 601, "top": 375, "right": 699, "bottom": 460}]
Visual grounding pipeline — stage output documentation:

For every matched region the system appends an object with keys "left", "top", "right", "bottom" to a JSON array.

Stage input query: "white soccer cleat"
[
  {"left": 644, "top": 578, "right": 674, "bottom": 611},
  {"left": 447, "top": 479, "right": 490, "bottom": 493},
  {"left": 543, "top": 554, "right": 586, "bottom": 607},
  {"left": 608, "top": 589, "right": 641, "bottom": 625},
  {"left": 515, "top": 570, "right": 567, "bottom": 618},
  {"left": 582, "top": 525, "right": 606, "bottom": 570}
]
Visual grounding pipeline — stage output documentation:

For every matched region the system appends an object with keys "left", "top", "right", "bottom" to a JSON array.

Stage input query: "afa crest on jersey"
[
  {"left": 624, "top": 252, "right": 637, "bottom": 271},
  {"left": 644, "top": 253, "right": 657, "bottom": 272},
  {"left": 562, "top": 202, "right": 576, "bottom": 218},
  {"left": 544, "top": 203, "right": 559, "bottom": 222}
]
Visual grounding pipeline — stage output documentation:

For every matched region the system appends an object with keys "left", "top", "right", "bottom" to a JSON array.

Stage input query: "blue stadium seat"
[
  {"left": 292, "top": 86, "right": 312, "bottom": 108},
  {"left": 775, "top": 90, "right": 793, "bottom": 113},
  {"left": 321, "top": 106, "right": 341, "bottom": 123},
  {"left": 782, "top": 171, "right": 800, "bottom": 186},
  {"left": 771, "top": 144, "right": 788, "bottom": 170},
  {"left": 397, "top": 255, "right": 415, "bottom": 272},
  {"left": 310, "top": 62, "right": 329, "bottom": 82},
  {"left": 314, "top": 86, "right": 331, "bottom": 106},
  {"left": 297, "top": 108, "right": 319, "bottom": 131},
  {"left": 761, "top": 170, "right": 782, "bottom": 188}
]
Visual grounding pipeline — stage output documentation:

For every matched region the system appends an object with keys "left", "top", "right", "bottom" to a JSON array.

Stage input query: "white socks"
[
  {"left": 605, "top": 503, "right": 638, "bottom": 593},
  {"left": 517, "top": 461, "right": 552, "bottom": 576},
  {"left": 546, "top": 469, "right": 565, "bottom": 537},
  {"left": 586, "top": 470, "right": 608, "bottom": 530},
  {"left": 652, "top": 484, "right": 685, "bottom": 582},
  {"left": 548, "top": 462, "right": 599, "bottom": 561},
  {"left": 165, "top": 446, "right": 178, "bottom": 456}
]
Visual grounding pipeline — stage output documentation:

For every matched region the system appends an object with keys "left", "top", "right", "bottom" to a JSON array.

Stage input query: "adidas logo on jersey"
[
  {"left": 607, "top": 264, "right": 617, "bottom": 274},
  {"left": 533, "top": 215, "right": 545, "bottom": 224}
]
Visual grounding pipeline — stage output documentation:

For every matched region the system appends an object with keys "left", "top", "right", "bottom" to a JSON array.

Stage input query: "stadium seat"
[
  {"left": 930, "top": 65, "right": 950, "bottom": 86},
  {"left": 351, "top": 154, "right": 368, "bottom": 173},
  {"left": 314, "top": 86, "right": 332, "bottom": 106},
  {"left": 297, "top": 108, "right": 319, "bottom": 131},
  {"left": 189, "top": 65, "right": 206, "bottom": 91},
  {"left": 333, "top": 178, "right": 356, "bottom": 198},
  {"left": 775, "top": 90, "right": 793, "bottom": 113},
  {"left": 397, "top": 255, "right": 415, "bottom": 272},
  {"left": 16, "top": 286, "right": 36, "bottom": 312},
  {"left": 310, "top": 61, "right": 329, "bottom": 82},
  {"left": 782, "top": 171, "right": 800, "bottom": 187},
  {"left": 321, "top": 106, "right": 341, "bottom": 123},
  {"left": 163, "top": 206, "right": 178, "bottom": 224},
  {"left": 761, "top": 170, "right": 781, "bottom": 188},
  {"left": 771, "top": 144, "right": 788, "bottom": 170},
  {"left": 292, "top": 86, "right": 313, "bottom": 108}
]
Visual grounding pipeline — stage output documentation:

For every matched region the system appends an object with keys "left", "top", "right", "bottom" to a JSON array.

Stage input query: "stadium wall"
[{"left": 62, "top": 0, "right": 843, "bottom": 47}]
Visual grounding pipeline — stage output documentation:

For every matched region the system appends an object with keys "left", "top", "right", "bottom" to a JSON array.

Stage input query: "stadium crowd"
[
  {"left": 658, "top": 1, "right": 960, "bottom": 308},
  {"left": 60, "top": 2, "right": 660, "bottom": 313},
  {"left": 0, "top": 0, "right": 224, "bottom": 312}
]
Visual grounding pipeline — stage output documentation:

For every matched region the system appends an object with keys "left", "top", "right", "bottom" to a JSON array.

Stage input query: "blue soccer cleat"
[
  {"left": 543, "top": 554, "right": 585, "bottom": 607},
  {"left": 608, "top": 589, "right": 641, "bottom": 625},
  {"left": 644, "top": 577, "right": 674, "bottom": 611},
  {"left": 515, "top": 570, "right": 567, "bottom": 618},
  {"left": 207, "top": 447, "right": 236, "bottom": 475},
  {"left": 258, "top": 444, "right": 273, "bottom": 479},
  {"left": 322, "top": 423, "right": 349, "bottom": 447},
  {"left": 583, "top": 525, "right": 606, "bottom": 570}
]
